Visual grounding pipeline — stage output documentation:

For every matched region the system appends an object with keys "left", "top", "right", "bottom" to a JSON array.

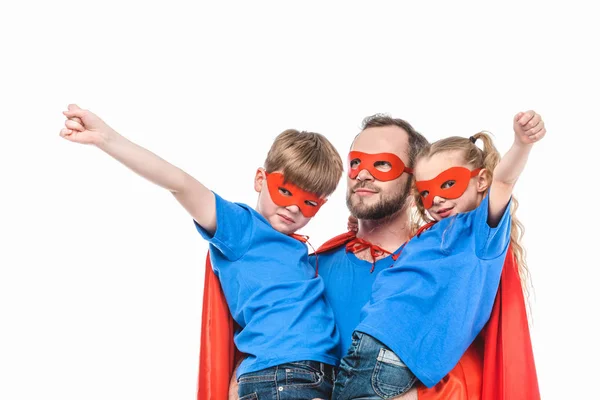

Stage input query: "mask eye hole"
[
  {"left": 374, "top": 161, "right": 392, "bottom": 172},
  {"left": 278, "top": 187, "right": 292, "bottom": 196},
  {"left": 304, "top": 200, "right": 318, "bottom": 207},
  {"left": 349, "top": 159, "right": 361, "bottom": 169},
  {"left": 441, "top": 180, "right": 456, "bottom": 189},
  {"left": 420, "top": 190, "right": 429, "bottom": 198}
]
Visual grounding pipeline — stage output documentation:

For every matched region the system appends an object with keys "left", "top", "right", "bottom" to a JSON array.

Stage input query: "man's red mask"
[
  {"left": 415, "top": 167, "right": 482, "bottom": 209},
  {"left": 347, "top": 151, "right": 412, "bottom": 182},
  {"left": 265, "top": 172, "right": 326, "bottom": 218}
]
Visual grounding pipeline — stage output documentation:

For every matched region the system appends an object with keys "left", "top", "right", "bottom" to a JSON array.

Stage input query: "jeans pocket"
[
  {"left": 282, "top": 364, "right": 322, "bottom": 387},
  {"left": 371, "top": 348, "right": 416, "bottom": 399},
  {"left": 239, "top": 393, "right": 258, "bottom": 400}
]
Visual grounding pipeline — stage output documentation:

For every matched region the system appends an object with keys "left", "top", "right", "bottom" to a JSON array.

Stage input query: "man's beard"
[{"left": 346, "top": 179, "right": 412, "bottom": 220}]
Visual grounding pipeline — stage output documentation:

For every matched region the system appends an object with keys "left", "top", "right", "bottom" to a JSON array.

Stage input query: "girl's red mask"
[
  {"left": 265, "top": 172, "right": 326, "bottom": 218},
  {"left": 415, "top": 166, "right": 482, "bottom": 209},
  {"left": 347, "top": 151, "right": 412, "bottom": 182}
]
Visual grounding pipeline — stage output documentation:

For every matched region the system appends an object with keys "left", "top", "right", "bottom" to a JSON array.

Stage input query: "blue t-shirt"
[
  {"left": 356, "top": 194, "right": 512, "bottom": 388},
  {"left": 309, "top": 245, "right": 404, "bottom": 360},
  {"left": 195, "top": 193, "right": 339, "bottom": 377}
]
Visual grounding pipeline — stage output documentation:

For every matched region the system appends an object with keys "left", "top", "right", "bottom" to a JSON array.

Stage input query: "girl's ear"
[{"left": 476, "top": 168, "right": 490, "bottom": 193}]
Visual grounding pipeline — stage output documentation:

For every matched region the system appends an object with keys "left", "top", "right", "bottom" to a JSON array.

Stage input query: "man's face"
[{"left": 345, "top": 126, "right": 412, "bottom": 220}]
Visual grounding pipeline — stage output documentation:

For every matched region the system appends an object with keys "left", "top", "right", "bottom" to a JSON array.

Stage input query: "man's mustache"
[{"left": 351, "top": 181, "right": 379, "bottom": 192}]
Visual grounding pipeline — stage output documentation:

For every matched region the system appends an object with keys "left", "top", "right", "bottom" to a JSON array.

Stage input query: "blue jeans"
[
  {"left": 237, "top": 360, "right": 336, "bottom": 400},
  {"left": 332, "top": 331, "right": 417, "bottom": 400}
]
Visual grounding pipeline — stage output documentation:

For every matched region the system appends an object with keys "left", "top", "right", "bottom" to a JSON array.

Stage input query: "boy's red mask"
[
  {"left": 347, "top": 151, "right": 412, "bottom": 182},
  {"left": 265, "top": 172, "right": 326, "bottom": 218},
  {"left": 415, "top": 167, "right": 482, "bottom": 209}
]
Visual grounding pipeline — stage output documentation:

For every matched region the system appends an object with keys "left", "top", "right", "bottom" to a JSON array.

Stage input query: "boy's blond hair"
[{"left": 264, "top": 129, "right": 343, "bottom": 197}]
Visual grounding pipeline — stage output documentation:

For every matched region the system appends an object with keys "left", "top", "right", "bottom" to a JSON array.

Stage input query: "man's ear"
[
  {"left": 476, "top": 168, "right": 490, "bottom": 193},
  {"left": 254, "top": 168, "right": 266, "bottom": 193}
]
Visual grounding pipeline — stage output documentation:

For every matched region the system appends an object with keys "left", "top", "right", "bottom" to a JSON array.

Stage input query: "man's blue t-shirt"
[
  {"left": 195, "top": 193, "right": 339, "bottom": 377},
  {"left": 356, "top": 194, "right": 512, "bottom": 388},
  {"left": 309, "top": 245, "right": 404, "bottom": 360}
]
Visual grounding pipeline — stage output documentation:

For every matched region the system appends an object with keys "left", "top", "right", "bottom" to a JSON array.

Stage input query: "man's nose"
[{"left": 356, "top": 168, "right": 374, "bottom": 181}]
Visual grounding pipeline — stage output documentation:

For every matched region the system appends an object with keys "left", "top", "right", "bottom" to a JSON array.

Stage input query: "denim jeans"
[
  {"left": 237, "top": 360, "right": 336, "bottom": 400},
  {"left": 332, "top": 331, "right": 417, "bottom": 400}
]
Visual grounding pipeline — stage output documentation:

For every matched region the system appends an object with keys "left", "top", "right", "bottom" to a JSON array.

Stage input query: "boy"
[{"left": 60, "top": 104, "right": 343, "bottom": 399}]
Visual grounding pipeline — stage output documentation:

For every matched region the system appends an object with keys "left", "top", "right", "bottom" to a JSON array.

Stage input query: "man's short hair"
[{"left": 361, "top": 114, "right": 429, "bottom": 168}]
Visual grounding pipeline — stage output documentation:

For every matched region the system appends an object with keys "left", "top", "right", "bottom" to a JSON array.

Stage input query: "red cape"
[{"left": 197, "top": 232, "right": 539, "bottom": 400}]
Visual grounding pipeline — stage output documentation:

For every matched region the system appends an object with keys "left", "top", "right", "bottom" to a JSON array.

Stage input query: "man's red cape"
[{"left": 197, "top": 231, "right": 540, "bottom": 399}]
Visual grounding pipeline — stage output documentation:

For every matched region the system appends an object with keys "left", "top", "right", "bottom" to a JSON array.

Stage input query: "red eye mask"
[
  {"left": 347, "top": 151, "right": 412, "bottom": 182},
  {"left": 265, "top": 172, "right": 326, "bottom": 218},
  {"left": 415, "top": 167, "right": 482, "bottom": 209}
]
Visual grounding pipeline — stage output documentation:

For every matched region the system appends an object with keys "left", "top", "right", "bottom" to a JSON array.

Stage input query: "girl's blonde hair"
[{"left": 410, "top": 132, "right": 531, "bottom": 301}]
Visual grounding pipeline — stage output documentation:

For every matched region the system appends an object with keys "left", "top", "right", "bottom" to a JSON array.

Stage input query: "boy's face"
[
  {"left": 254, "top": 169, "right": 315, "bottom": 235},
  {"left": 415, "top": 150, "right": 488, "bottom": 221}
]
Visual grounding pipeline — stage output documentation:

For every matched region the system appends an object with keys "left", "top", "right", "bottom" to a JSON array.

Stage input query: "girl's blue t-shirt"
[
  {"left": 356, "top": 194, "right": 512, "bottom": 388},
  {"left": 195, "top": 193, "right": 339, "bottom": 377}
]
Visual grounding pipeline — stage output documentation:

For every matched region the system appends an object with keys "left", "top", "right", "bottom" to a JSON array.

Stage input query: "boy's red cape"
[{"left": 197, "top": 231, "right": 540, "bottom": 400}]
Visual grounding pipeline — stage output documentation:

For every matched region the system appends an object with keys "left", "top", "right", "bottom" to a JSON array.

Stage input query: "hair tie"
[{"left": 469, "top": 136, "right": 477, "bottom": 144}]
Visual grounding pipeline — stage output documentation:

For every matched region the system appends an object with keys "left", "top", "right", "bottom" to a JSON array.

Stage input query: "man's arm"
[{"left": 60, "top": 104, "right": 216, "bottom": 234}]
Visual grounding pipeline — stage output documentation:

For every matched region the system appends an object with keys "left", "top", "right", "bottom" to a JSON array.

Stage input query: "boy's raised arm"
[{"left": 60, "top": 104, "right": 217, "bottom": 234}]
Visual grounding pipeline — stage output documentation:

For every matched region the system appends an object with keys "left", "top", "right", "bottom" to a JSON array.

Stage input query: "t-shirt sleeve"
[
  {"left": 193, "top": 192, "right": 254, "bottom": 261},
  {"left": 473, "top": 192, "right": 512, "bottom": 260}
]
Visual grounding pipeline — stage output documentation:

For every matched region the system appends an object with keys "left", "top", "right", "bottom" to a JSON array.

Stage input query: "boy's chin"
[
  {"left": 270, "top": 215, "right": 311, "bottom": 235},
  {"left": 270, "top": 219, "right": 296, "bottom": 235}
]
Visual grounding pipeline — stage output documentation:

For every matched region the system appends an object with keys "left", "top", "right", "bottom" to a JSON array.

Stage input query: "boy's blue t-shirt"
[
  {"left": 309, "top": 245, "right": 404, "bottom": 360},
  {"left": 357, "top": 194, "right": 512, "bottom": 388},
  {"left": 195, "top": 193, "right": 339, "bottom": 377}
]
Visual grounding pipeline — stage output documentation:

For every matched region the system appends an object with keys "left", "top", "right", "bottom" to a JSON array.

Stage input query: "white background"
[{"left": 1, "top": 1, "right": 597, "bottom": 399}]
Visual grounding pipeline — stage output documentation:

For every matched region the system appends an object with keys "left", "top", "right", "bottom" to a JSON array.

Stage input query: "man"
[
  {"left": 315, "top": 114, "right": 427, "bottom": 356},
  {"left": 313, "top": 114, "right": 428, "bottom": 400}
]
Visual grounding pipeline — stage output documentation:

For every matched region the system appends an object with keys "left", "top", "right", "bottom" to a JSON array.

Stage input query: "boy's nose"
[{"left": 286, "top": 204, "right": 301, "bottom": 214}]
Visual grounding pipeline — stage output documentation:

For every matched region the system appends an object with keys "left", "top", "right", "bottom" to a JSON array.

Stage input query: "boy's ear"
[
  {"left": 254, "top": 168, "right": 266, "bottom": 193},
  {"left": 476, "top": 168, "right": 490, "bottom": 193}
]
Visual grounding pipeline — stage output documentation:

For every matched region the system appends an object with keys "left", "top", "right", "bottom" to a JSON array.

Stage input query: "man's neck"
[{"left": 354, "top": 207, "right": 412, "bottom": 262}]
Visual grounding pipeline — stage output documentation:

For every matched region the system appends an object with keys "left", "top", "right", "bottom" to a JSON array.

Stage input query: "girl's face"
[{"left": 415, "top": 150, "right": 489, "bottom": 221}]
